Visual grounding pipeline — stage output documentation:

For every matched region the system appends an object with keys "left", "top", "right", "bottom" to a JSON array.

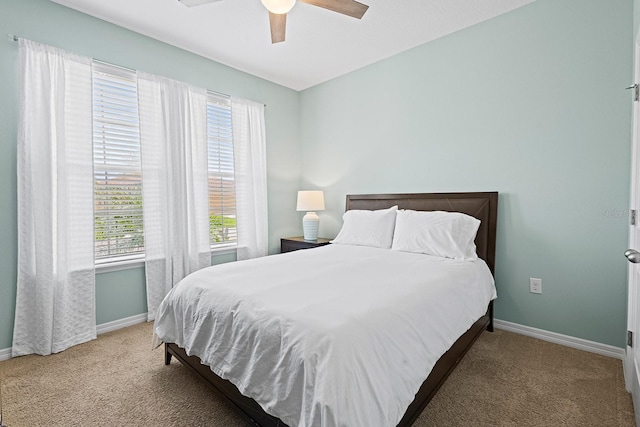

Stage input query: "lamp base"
[{"left": 302, "top": 212, "right": 319, "bottom": 241}]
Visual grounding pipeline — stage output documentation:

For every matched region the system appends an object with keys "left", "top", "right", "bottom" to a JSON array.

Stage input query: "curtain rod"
[
  {"left": 8, "top": 34, "right": 266, "bottom": 107},
  {"left": 93, "top": 58, "right": 136, "bottom": 74}
]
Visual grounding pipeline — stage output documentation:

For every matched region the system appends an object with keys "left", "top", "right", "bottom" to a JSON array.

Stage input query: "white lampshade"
[
  {"left": 296, "top": 191, "right": 324, "bottom": 241},
  {"left": 261, "top": 0, "right": 296, "bottom": 14},
  {"left": 296, "top": 191, "right": 325, "bottom": 212}
]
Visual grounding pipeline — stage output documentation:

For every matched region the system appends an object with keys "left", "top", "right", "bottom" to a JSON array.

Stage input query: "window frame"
[
  {"left": 93, "top": 66, "right": 239, "bottom": 271},
  {"left": 206, "top": 91, "right": 238, "bottom": 250},
  {"left": 92, "top": 60, "right": 145, "bottom": 265}
]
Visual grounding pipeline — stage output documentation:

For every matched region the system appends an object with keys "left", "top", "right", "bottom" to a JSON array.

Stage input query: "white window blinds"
[
  {"left": 92, "top": 62, "right": 238, "bottom": 263},
  {"left": 207, "top": 92, "right": 237, "bottom": 246},
  {"left": 92, "top": 61, "right": 144, "bottom": 260}
]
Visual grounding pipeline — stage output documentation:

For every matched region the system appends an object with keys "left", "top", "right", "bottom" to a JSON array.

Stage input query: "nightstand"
[{"left": 280, "top": 236, "right": 331, "bottom": 253}]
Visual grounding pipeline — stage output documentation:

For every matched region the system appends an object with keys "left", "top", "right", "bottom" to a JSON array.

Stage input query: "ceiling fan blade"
[
  {"left": 178, "top": 0, "right": 223, "bottom": 7},
  {"left": 299, "top": 0, "right": 368, "bottom": 19},
  {"left": 269, "top": 12, "right": 287, "bottom": 44}
]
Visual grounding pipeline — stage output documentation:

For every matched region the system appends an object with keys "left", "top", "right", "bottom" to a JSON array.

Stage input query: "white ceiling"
[{"left": 51, "top": 0, "right": 535, "bottom": 91}]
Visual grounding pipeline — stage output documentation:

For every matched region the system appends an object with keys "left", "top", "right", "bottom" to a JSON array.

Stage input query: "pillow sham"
[
  {"left": 330, "top": 205, "right": 398, "bottom": 249},
  {"left": 391, "top": 210, "right": 480, "bottom": 260}
]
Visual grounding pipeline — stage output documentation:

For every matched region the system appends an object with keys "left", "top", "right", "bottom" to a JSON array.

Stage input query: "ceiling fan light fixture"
[{"left": 261, "top": 0, "right": 296, "bottom": 14}]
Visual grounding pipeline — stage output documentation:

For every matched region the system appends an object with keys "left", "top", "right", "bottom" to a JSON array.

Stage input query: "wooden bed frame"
[{"left": 164, "top": 191, "right": 498, "bottom": 426}]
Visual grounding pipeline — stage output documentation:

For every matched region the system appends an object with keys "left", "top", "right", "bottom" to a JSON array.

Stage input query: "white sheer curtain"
[
  {"left": 231, "top": 98, "right": 268, "bottom": 260},
  {"left": 13, "top": 40, "right": 96, "bottom": 356},
  {"left": 138, "top": 73, "right": 211, "bottom": 321}
]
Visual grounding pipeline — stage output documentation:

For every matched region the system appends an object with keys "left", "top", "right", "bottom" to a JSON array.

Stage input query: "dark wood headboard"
[{"left": 345, "top": 192, "right": 498, "bottom": 274}]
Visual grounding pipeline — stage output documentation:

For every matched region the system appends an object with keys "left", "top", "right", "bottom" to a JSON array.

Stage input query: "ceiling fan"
[{"left": 179, "top": 0, "right": 369, "bottom": 44}]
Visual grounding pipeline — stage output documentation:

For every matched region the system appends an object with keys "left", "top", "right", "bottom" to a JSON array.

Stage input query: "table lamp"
[{"left": 296, "top": 190, "right": 325, "bottom": 241}]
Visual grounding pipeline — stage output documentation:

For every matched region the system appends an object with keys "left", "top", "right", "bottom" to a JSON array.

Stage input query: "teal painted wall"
[
  {"left": 0, "top": 0, "right": 634, "bottom": 352},
  {"left": 0, "top": 0, "right": 301, "bottom": 350},
  {"left": 94, "top": 253, "right": 238, "bottom": 325},
  {"left": 299, "top": 0, "right": 634, "bottom": 347}
]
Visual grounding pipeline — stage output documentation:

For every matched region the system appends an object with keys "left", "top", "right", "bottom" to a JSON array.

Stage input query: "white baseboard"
[
  {"left": 1, "top": 316, "right": 625, "bottom": 362},
  {"left": 0, "top": 312, "right": 148, "bottom": 362},
  {"left": 494, "top": 319, "right": 625, "bottom": 360},
  {"left": 96, "top": 312, "right": 148, "bottom": 335},
  {"left": 0, "top": 347, "right": 10, "bottom": 362}
]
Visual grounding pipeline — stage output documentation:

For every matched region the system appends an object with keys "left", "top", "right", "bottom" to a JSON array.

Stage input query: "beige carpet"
[{"left": 0, "top": 322, "right": 634, "bottom": 426}]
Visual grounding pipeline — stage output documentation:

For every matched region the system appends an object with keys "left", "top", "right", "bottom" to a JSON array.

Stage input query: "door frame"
[{"left": 626, "top": 34, "right": 640, "bottom": 425}]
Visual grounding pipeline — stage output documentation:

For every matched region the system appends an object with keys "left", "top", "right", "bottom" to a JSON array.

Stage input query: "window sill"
[
  {"left": 210, "top": 243, "right": 238, "bottom": 256},
  {"left": 95, "top": 245, "right": 238, "bottom": 274},
  {"left": 96, "top": 255, "right": 145, "bottom": 274}
]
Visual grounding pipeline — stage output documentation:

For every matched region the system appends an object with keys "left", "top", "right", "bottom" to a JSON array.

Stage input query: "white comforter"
[{"left": 154, "top": 244, "right": 496, "bottom": 427}]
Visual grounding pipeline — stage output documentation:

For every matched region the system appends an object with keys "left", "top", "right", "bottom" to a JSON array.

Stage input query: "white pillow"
[
  {"left": 331, "top": 206, "right": 398, "bottom": 249},
  {"left": 391, "top": 210, "right": 480, "bottom": 260}
]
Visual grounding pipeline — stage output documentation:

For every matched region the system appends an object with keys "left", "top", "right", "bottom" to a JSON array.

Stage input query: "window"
[
  {"left": 207, "top": 93, "right": 237, "bottom": 247},
  {"left": 92, "top": 63, "right": 237, "bottom": 264},
  {"left": 92, "top": 61, "right": 144, "bottom": 262}
]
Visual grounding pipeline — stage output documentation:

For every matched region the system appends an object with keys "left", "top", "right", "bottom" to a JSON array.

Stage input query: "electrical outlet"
[{"left": 530, "top": 278, "right": 542, "bottom": 294}]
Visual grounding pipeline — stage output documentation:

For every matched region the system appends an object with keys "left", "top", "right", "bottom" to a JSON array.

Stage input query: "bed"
[{"left": 157, "top": 191, "right": 498, "bottom": 426}]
